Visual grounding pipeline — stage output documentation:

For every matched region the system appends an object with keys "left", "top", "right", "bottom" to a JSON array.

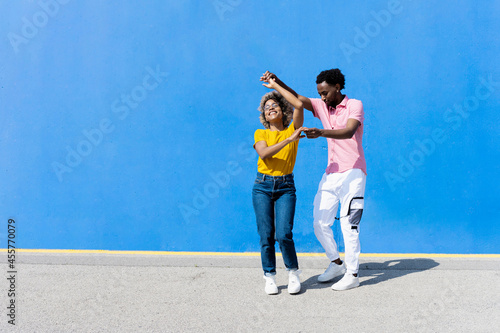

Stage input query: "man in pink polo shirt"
[{"left": 261, "top": 69, "right": 367, "bottom": 290}]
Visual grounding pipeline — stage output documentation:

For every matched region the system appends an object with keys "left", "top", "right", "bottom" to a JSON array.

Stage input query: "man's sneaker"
[
  {"left": 317, "top": 262, "right": 346, "bottom": 282},
  {"left": 331, "top": 273, "right": 360, "bottom": 291},
  {"left": 263, "top": 274, "right": 278, "bottom": 295},
  {"left": 288, "top": 270, "right": 301, "bottom": 294}
]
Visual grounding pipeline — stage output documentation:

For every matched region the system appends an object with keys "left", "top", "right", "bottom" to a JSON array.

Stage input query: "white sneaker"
[
  {"left": 318, "top": 262, "right": 346, "bottom": 282},
  {"left": 263, "top": 274, "right": 278, "bottom": 295},
  {"left": 287, "top": 270, "right": 301, "bottom": 294},
  {"left": 331, "top": 273, "right": 360, "bottom": 291}
]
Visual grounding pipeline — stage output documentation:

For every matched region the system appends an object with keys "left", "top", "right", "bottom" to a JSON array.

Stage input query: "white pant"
[{"left": 313, "top": 169, "right": 366, "bottom": 274}]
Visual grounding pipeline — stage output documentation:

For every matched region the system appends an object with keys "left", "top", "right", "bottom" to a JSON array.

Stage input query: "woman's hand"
[
  {"left": 288, "top": 127, "right": 306, "bottom": 142},
  {"left": 262, "top": 77, "right": 278, "bottom": 89}
]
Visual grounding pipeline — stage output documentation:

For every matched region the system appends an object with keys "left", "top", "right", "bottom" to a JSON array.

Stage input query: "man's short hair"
[{"left": 316, "top": 68, "right": 345, "bottom": 90}]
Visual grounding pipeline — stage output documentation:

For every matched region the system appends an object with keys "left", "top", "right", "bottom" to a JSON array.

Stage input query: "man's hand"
[
  {"left": 303, "top": 127, "right": 323, "bottom": 139},
  {"left": 260, "top": 71, "right": 280, "bottom": 84}
]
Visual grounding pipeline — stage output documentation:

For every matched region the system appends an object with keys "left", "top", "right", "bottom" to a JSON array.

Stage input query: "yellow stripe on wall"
[{"left": 1, "top": 248, "right": 499, "bottom": 258}]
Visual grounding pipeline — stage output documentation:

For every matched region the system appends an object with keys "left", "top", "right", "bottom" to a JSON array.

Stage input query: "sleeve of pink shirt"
[
  {"left": 348, "top": 99, "right": 364, "bottom": 123},
  {"left": 309, "top": 98, "right": 325, "bottom": 119}
]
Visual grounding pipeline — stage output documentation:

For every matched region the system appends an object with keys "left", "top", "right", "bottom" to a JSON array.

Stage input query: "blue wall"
[{"left": 1, "top": 0, "right": 499, "bottom": 253}]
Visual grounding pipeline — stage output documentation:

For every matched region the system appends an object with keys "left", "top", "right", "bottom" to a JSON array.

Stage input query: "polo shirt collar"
[
  {"left": 337, "top": 95, "right": 349, "bottom": 108},
  {"left": 328, "top": 95, "right": 349, "bottom": 112}
]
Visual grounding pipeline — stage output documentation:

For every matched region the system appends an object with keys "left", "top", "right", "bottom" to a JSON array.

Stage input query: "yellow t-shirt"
[{"left": 254, "top": 123, "right": 298, "bottom": 176}]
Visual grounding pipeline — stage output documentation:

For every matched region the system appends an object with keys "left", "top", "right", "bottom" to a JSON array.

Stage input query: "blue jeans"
[{"left": 252, "top": 172, "right": 299, "bottom": 275}]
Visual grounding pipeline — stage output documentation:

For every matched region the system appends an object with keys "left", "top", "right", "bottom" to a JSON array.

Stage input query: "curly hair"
[
  {"left": 258, "top": 91, "right": 294, "bottom": 129},
  {"left": 316, "top": 68, "right": 345, "bottom": 90}
]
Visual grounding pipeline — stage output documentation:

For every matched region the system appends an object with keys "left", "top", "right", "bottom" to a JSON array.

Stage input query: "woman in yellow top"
[{"left": 253, "top": 77, "right": 305, "bottom": 295}]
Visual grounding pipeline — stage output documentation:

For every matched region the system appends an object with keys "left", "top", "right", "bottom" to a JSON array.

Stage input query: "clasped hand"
[
  {"left": 289, "top": 127, "right": 306, "bottom": 142},
  {"left": 302, "top": 128, "right": 322, "bottom": 139},
  {"left": 290, "top": 127, "right": 322, "bottom": 141}
]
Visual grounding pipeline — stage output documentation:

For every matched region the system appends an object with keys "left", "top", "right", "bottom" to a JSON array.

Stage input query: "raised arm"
[
  {"left": 260, "top": 71, "right": 314, "bottom": 112},
  {"left": 262, "top": 78, "right": 304, "bottom": 128}
]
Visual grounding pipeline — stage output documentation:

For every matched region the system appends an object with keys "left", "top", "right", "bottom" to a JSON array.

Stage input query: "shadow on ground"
[{"left": 301, "top": 258, "right": 440, "bottom": 292}]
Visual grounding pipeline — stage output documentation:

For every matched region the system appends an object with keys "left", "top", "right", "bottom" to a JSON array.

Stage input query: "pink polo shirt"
[{"left": 311, "top": 96, "right": 367, "bottom": 175}]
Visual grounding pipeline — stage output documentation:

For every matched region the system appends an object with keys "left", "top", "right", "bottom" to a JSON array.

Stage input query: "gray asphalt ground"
[{"left": 1, "top": 252, "right": 499, "bottom": 333}]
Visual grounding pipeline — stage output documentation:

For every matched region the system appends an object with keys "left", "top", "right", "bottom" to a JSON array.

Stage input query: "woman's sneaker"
[
  {"left": 263, "top": 274, "right": 278, "bottom": 295},
  {"left": 318, "top": 262, "right": 346, "bottom": 282},
  {"left": 287, "top": 270, "right": 301, "bottom": 294}
]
